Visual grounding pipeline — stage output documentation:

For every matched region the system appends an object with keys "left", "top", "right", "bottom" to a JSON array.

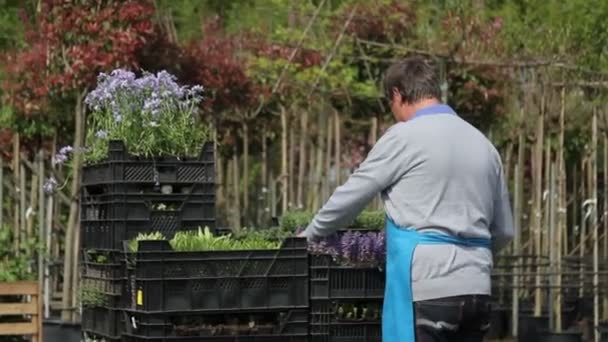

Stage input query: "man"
[{"left": 299, "top": 56, "right": 514, "bottom": 342}]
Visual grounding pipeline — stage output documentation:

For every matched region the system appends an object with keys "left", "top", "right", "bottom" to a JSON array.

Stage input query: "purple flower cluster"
[
  {"left": 309, "top": 231, "right": 386, "bottom": 268},
  {"left": 52, "top": 145, "right": 73, "bottom": 167},
  {"left": 43, "top": 176, "right": 58, "bottom": 194},
  {"left": 84, "top": 69, "right": 204, "bottom": 122}
]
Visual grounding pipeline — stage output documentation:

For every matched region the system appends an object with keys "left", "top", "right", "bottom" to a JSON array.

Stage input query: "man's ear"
[{"left": 391, "top": 88, "right": 401, "bottom": 103}]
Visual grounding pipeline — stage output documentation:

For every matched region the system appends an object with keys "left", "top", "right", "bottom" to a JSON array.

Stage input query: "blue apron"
[{"left": 382, "top": 217, "right": 491, "bottom": 341}]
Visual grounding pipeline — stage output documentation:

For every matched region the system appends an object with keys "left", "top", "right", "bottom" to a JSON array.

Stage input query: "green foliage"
[
  {"left": 281, "top": 209, "right": 385, "bottom": 230},
  {"left": 352, "top": 210, "right": 385, "bottom": 229},
  {"left": 127, "top": 232, "right": 166, "bottom": 252},
  {"left": 79, "top": 286, "right": 108, "bottom": 307},
  {"left": 0, "top": 225, "right": 37, "bottom": 282},
  {"left": 129, "top": 227, "right": 281, "bottom": 252},
  {"left": 280, "top": 211, "right": 314, "bottom": 231}
]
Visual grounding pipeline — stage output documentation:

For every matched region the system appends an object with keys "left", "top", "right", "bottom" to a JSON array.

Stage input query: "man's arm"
[
  {"left": 302, "top": 127, "right": 408, "bottom": 240},
  {"left": 490, "top": 163, "right": 515, "bottom": 252}
]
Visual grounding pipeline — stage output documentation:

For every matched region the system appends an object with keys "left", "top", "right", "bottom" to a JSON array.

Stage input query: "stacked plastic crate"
[
  {"left": 120, "top": 237, "right": 309, "bottom": 342},
  {"left": 80, "top": 140, "right": 215, "bottom": 341}
]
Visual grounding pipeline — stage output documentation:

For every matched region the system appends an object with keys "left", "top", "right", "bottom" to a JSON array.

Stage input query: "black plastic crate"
[
  {"left": 80, "top": 193, "right": 215, "bottom": 251},
  {"left": 121, "top": 308, "right": 308, "bottom": 341},
  {"left": 81, "top": 306, "right": 123, "bottom": 339},
  {"left": 127, "top": 238, "right": 308, "bottom": 312},
  {"left": 310, "top": 255, "right": 385, "bottom": 300},
  {"left": 82, "top": 140, "right": 214, "bottom": 189},
  {"left": 310, "top": 300, "right": 382, "bottom": 342},
  {"left": 81, "top": 250, "right": 131, "bottom": 309}
]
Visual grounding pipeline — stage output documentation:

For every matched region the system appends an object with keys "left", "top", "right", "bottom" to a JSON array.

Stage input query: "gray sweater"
[{"left": 302, "top": 104, "right": 514, "bottom": 301}]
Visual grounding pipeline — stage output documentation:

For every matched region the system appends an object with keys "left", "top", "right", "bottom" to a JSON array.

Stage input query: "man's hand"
[{"left": 296, "top": 231, "right": 307, "bottom": 238}]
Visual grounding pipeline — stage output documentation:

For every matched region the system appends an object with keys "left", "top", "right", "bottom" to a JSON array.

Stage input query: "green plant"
[
  {"left": 0, "top": 226, "right": 38, "bottom": 281},
  {"left": 280, "top": 211, "right": 314, "bottom": 231},
  {"left": 352, "top": 210, "right": 385, "bottom": 230},
  {"left": 79, "top": 286, "right": 107, "bottom": 307},
  {"left": 170, "top": 227, "right": 280, "bottom": 251},
  {"left": 128, "top": 232, "right": 166, "bottom": 252}
]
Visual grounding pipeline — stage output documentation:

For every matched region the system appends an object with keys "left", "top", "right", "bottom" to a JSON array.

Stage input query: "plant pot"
[
  {"left": 537, "top": 331, "right": 582, "bottom": 342},
  {"left": 43, "top": 320, "right": 81, "bottom": 342}
]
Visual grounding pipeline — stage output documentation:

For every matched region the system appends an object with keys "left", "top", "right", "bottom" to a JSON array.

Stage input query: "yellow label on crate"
[{"left": 137, "top": 289, "right": 143, "bottom": 306}]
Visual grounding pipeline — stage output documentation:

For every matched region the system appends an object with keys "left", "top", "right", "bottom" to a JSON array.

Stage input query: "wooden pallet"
[{"left": 0, "top": 281, "right": 43, "bottom": 342}]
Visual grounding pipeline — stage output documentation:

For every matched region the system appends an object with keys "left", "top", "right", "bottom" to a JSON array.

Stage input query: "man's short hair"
[{"left": 383, "top": 56, "right": 441, "bottom": 104}]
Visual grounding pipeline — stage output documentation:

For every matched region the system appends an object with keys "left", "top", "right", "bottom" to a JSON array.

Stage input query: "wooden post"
[
  {"left": 20, "top": 162, "right": 26, "bottom": 253},
  {"left": 288, "top": 117, "right": 296, "bottom": 208},
  {"left": 232, "top": 151, "right": 241, "bottom": 231},
  {"left": 13, "top": 133, "right": 20, "bottom": 254},
  {"left": 592, "top": 108, "right": 600, "bottom": 342},
  {"left": 242, "top": 122, "right": 249, "bottom": 222},
  {"left": 61, "top": 92, "right": 85, "bottom": 322},
  {"left": 37, "top": 151, "right": 45, "bottom": 294},
  {"left": 580, "top": 156, "right": 589, "bottom": 298},
  {"left": 297, "top": 111, "right": 308, "bottom": 209},
  {"left": 0, "top": 156, "right": 3, "bottom": 230},
  {"left": 334, "top": 110, "right": 341, "bottom": 186},
  {"left": 512, "top": 163, "right": 522, "bottom": 337},
  {"left": 280, "top": 106, "right": 288, "bottom": 214},
  {"left": 323, "top": 114, "right": 333, "bottom": 203},
  {"left": 604, "top": 134, "right": 608, "bottom": 320},
  {"left": 549, "top": 163, "right": 557, "bottom": 331},
  {"left": 533, "top": 107, "right": 545, "bottom": 317}
]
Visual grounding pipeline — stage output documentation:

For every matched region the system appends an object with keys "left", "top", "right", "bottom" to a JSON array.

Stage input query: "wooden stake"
[
  {"left": 232, "top": 151, "right": 241, "bottom": 231},
  {"left": 533, "top": 106, "right": 545, "bottom": 317},
  {"left": 242, "top": 122, "right": 249, "bottom": 221},
  {"left": 512, "top": 163, "right": 522, "bottom": 337},
  {"left": 0, "top": 156, "right": 3, "bottom": 230},
  {"left": 13, "top": 133, "right": 20, "bottom": 254},
  {"left": 548, "top": 163, "right": 558, "bottom": 331},
  {"left": 297, "top": 111, "right": 308, "bottom": 209},
  {"left": 312, "top": 111, "right": 326, "bottom": 211},
  {"left": 289, "top": 117, "right": 296, "bottom": 208},
  {"left": 61, "top": 93, "right": 85, "bottom": 321},
  {"left": 323, "top": 114, "right": 333, "bottom": 203},
  {"left": 592, "top": 108, "right": 600, "bottom": 342},
  {"left": 334, "top": 110, "right": 341, "bottom": 186},
  {"left": 280, "top": 106, "right": 288, "bottom": 214},
  {"left": 604, "top": 134, "right": 608, "bottom": 320}
]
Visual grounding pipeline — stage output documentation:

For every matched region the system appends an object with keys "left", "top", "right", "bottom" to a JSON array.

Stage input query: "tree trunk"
[
  {"left": 242, "top": 122, "right": 249, "bottom": 223},
  {"left": 214, "top": 124, "right": 225, "bottom": 217},
  {"left": 280, "top": 106, "right": 288, "bottom": 214},
  {"left": 61, "top": 93, "right": 85, "bottom": 322},
  {"left": 533, "top": 105, "right": 545, "bottom": 317},
  {"left": 334, "top": 110, "right": 341, "bottom": 185},
  {"left": 312, "top": 111, "right": 326, "bottom": 211},
  {"left": 297, "top": 111, "right": 309, "bottom": 209}
]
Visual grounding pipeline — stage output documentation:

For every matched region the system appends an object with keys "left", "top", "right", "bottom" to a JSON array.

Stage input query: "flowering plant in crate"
[
  {"left": 308, "top": 230, "right": 386, "bottom": 268},
  {"left": 84, "top": 69, "right": 207, "bottom": 162},
  {"left": 44, "top": 69, "right": 208, "bottom": 193}
]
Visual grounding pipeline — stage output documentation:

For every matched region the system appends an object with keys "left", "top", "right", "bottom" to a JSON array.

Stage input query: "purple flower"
[
  {"left": 59, "top": 146, "right": 73, "bottom": 155},
  {"left": 43, "top": 177, "right": 58, "bottom": 194}
]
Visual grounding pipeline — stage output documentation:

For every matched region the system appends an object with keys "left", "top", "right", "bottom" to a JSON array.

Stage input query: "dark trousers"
[{"left": 414, "top": 294, "right": 492, "bottom": 342}]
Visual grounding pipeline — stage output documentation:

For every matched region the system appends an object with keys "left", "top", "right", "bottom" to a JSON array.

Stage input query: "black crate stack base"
[
  {"left": 309, "top": 254, "right": 385, "bottom": 342},
  {"left": 80, "top": 140, "right": 216, "bottom": 340}
]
